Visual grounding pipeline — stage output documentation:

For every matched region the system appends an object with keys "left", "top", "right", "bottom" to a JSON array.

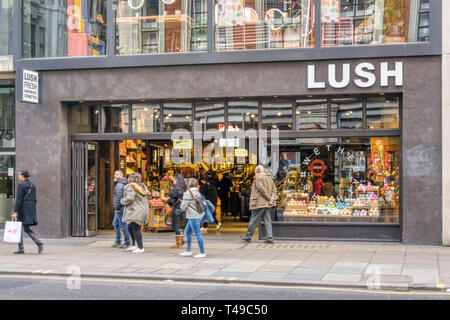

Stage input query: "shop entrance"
[{"left": 74, "top": 138, "right": 260, "bottom": 236}]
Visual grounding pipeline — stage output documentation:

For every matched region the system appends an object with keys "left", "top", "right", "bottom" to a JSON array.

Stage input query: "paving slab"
[{"left": 321, "top": 274, "right": 362, "bottom": 283}]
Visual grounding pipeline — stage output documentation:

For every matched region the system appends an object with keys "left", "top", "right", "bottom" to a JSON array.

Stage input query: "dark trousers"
[
  {"left": 219, "top": 194, "right": 229, "bottom": 215},
  {"left": 18, "top": 225, "right": 42, "bottom": 251},
  {"left": 128, "top": 222, "right": 143, "bottom": 249}
]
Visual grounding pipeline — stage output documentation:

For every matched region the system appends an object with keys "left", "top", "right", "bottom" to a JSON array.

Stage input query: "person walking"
[
  {"left": 11, "top": 170, "right": 43, "bottom": 254},
  {"left": 200, "top": 176, "right": 221, "bottom": 232},
  {"left": 112, "top": 170, "right": 132, "bottom": 249},
  {"left": 179, "top": 178, "right": 207, "bottom": 258},
  {"left": 240, "top": 165, "right": 277, "bottom": 244},
  {"left": 218, "top": 173, "right": 232, "bottom": 216},
  {"left": 121, "top": 172, "right": 149, "bottom": 253},
  {"left": 166, "top": 174, "right": 187, "bottom": 248}
]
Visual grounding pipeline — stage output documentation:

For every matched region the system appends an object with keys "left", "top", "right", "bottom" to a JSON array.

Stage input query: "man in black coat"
[
  {"left": 112, "top": 170, "right": 131, "bottom": 248},
  {"left": 12, "top": 170, "right": 43, "bottom": 254}
]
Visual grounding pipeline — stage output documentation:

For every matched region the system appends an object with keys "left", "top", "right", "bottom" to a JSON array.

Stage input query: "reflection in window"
[
  {"left": 0, "top": 86, "right": 15, "bottom": 148},
  {"left": 132, "top": 104, "right": 160, "bottom": 132},
  {"left": 0, "top": 0, "right": 14, "bottom": 56},
  {"left": 366, "top": 96, "right": 399, "bottom": 129},
  {"left": 262, "top": 101, "right": 293, "bottom": 130},
  {"left": 296, "top": 99, "right": 328, "bottom": 130},
  {"left": 102, "top": 105, "right": 129, "bottom": 133},
  {"left": 331, "top": 98, "right": 363, "bottom": 129},
  {"left": 228, "top": 101, "right": 259, "bottom": 131},
  {"left": 116, "top": 0, "right": 207, "bottom": 55},
  {"left": 71, "top": 104, "right": 99, "bottom": 134},
  {"left": 195, "top": 102, "right": 225, "bottom": 131},
  {"left": 23, "top": 0, "right": 107, "bottom": 58},
  {"left": 163, "top": 103, "right": 192, "bottom": 131},
  {"left": 321, "top": 0, "right": 430, "bottom": 46},
  {"left": 215, "top": 0, "right": 314, "bottom": 51},
  {"left": 275, "top": 137, "right": 400, "bottom": 223}
]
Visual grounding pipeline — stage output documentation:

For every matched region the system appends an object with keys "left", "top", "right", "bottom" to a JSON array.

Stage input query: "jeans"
[
  {"left": 113, "top": 207, "right": 131, "bottom": 246},
  {"left": 203, "top": 210, "right": 219, "bottom": 228},
  {"left": 18, "top": 225, "right": 42, "bottom": 251},
  {"left": 128, "top": 222, "right": 143, "bottom": 249},
  {"left": 245, "top": 207, "right": 273, "bottom": 241},
  {"left": 184, "top": 218, "right": 205, "bottom": 254},
  {"left": 172, "top": 207, "right": 184, "bottom": 236}
]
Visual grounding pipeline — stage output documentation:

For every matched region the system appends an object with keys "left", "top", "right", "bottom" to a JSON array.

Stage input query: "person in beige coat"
[
  {"left": 241, "top": 165, "right": 277, "bottom": 244},
  {"left": 121, "top": 173, "right": 149, "bottom": 253}
]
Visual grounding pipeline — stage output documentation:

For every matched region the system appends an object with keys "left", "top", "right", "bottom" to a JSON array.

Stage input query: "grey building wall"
[{"left": 16, "top": 56, "right": 442, "bottom": 244}]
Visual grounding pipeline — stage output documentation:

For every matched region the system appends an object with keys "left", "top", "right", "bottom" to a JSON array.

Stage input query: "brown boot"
[
  {"left": 171, "top": 235, "right": 183, "bottom": 248},
  {"left": 180, "top": 232, "right": 186, "bottom": 245}
]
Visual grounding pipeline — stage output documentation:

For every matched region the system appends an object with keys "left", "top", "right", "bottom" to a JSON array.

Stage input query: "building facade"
[{"left": 10, "top": 0, "right": 445, "bottom": 245}]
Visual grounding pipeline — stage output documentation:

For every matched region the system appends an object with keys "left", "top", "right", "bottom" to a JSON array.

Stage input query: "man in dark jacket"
[
  {"left": 112, "top": 170, "right": 131, "bottom": 248},
  {"left": 12, "top": 170, "right": 43, "bottom": 254},
  {"left": 200, "top": 176, "right": 221, "bottom": 231},
  {"left": 218, "top": 173, "right": 232, "bottom": 216}
]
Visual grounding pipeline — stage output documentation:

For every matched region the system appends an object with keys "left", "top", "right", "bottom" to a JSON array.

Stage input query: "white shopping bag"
[{"left": 3, "top": 220, "right": 22, "bottom": 243}]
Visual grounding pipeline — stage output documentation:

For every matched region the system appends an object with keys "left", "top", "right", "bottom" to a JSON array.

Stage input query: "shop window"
[
  {"left": 321, "top": 0, "right": 429, "bottom": 46},
  {"left": 22, "top": 0, "right": 107, "bottom": 58},
  {"left": 272, "top": 137, "right": 399, "bottom": 223},
  {"left": 132, "top": 104, "right": 161, "bottom": 133},
  {"left": 330, "top": 98, "right": 363, "bottom": 130},
  {"left": 228, "top": 101, "right": 259, "bottom": 131},
  {"left": 417, "top": 0, "right": 430, "bottom": 42},
  {"left": 116, "top": 0, "right": 207, "bottom": 55},
  {"left": 296, "top": 99, "right": 328, "bottom": 131},
  {"left": 366, "top": 96, "right": 400, "bottom": 129},
  {"left": 102, "top": 104, "right": 130, "bottom": 133},
  {"left": 215, "top": 0, "right": 315, "bottom": 51},
  {"left": 71, "top": 104, "right": 99, "bottom": 134},
  {"left": 195, "top": 102, "right": 225, "bottom": 131},
  {"left": 262, "top": 101, "right": 293, "bottom": 131},
  {"left": 163, "top": 103, "right": 192, "bottom": 132},
  {"left": 0, "top": 0, "right": 14, "bottom": 56}
]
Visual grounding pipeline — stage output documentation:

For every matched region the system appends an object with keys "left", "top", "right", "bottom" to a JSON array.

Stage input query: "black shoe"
[
  {"left": 14, "top": 250, "right": 24, "bottom": 254},
  {"left": 38, "top": 244, "right": 44, "bottom": 254},
  {"left": 264, "top": 239, "right": 274, "bottom": 244},
  {"left": 111, "top": 243, "right": 121, "bottom": 248},
  {"left": 240, "top": 235, "right": 251, "bottom": 243},
  {"left": 118, "top": 243, "right": 128, "bottom": 249}
]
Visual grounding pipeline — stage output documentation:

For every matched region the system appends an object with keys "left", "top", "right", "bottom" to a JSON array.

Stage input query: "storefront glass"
[
  {"left": 115, "top": 0, "right": 207, "bottom": 55},
  {"left": 163, "top": 102, "right": 192, "bottom": 131},
  {"left": 228, "top": 101, "right": 259, "bottom": 131},
  {"left": 366, "top": 96, "right": 400, "bottom": 129},
  {"left": 0, "top": 0, "right": 13, "bottom": 56},
  {"left": 195, "top": 102, "right": 225, "bottom": 131},
  {"left": 22, "top": 0, "right": 107, "bottom": 58},
  {"left": 71, "top": 104, "right": 100, "bottom": 133},
  {"left": 262, "top": 101, "right": 293, "bottom": 130},
  {"left": 321, "top": 0, "right": 430, "bottom": 46},
  {"left": 0, "top": 80, "right": 15, "bottom": 224},
  {"left": 215, "top": 0, "right": 315, "bottom": 51},
  {"left": 102, "top": 104, "right": 130, "bottom": 133},
  {"left": 275, "top": 137, "right": 400, "bottom": 223},
  {"left": 330, "top": 98, "right": 363, "bottom": 129},
  {"left": 132, "top": 103, "right": 161, "bottom": 132},
  {"left": 296, "top": 99, "right": 328, "bottom": 130}
]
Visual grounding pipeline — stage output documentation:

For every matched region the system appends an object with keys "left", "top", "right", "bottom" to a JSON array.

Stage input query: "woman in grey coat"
[
  {"left": 179, "top": 178, "right": 206, "bottom": 258},
  {"left": 121, "top": 173, "right": 149, "bottom": 253}
]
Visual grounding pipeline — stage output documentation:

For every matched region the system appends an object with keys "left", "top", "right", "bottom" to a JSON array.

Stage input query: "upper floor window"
[
  {"left": 215, "top": 0, "right": 315, "bottom": 51},
  {"left": 115, "top": 0, "right": 207, "bottom": 55},
  {"left": 321, "top": 0, "right": 430, "bottom": 46},
  {"left": 0, "top": 0, "right": 14, "bottom": 56},
  {"left": 23, "top": 0, "right": 107, "bottom": 58}
]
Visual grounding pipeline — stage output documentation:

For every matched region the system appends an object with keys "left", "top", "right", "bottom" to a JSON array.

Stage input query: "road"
[{"left": 0, "top": 275, "right": 449, "bottom": 300}]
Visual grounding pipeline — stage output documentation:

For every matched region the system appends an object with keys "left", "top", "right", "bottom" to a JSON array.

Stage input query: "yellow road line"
[
  {"left": 42, "top": 270, "right": 54, "bottom": 274},
  {"left": 31, "top": 270, "right": 42, "bottom": 274}
]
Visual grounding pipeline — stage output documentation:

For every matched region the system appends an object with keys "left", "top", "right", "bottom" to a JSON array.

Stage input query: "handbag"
[
  {"left": 188, "top": 188, "right": 206, "bottom": 214},
  {"left": 3, "top": 218, "right": 22, "bottom": 243},
  {"left": 201, "top": 199, "right": 215, "bottom": 223}
]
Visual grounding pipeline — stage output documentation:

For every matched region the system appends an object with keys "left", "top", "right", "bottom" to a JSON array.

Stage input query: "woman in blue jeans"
[{"left": 179, "top": 178, "right": 206, "bottom": 258}]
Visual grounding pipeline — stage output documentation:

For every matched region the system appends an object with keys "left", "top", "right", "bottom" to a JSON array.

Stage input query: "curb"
[{"left": 0, "top": 269, "right": 447, "bottom": 293}]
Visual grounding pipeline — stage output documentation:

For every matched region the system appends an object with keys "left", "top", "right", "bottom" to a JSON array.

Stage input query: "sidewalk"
[{"left": 1, "top": 232, "right": 450, "bottom": 292}]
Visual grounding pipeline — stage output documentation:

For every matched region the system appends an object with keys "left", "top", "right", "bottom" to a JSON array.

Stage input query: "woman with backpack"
[{"left": 179, "top": 178, "right": 207, "bottom": 258}]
